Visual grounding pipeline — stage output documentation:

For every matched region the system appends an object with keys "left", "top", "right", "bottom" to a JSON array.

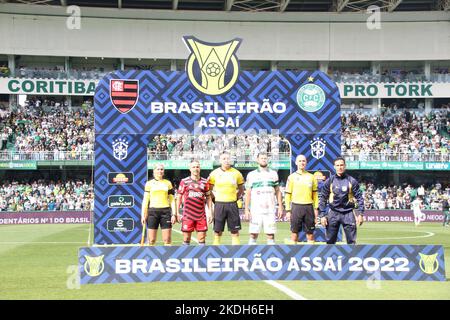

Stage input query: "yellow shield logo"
[
  {"left": 84, "top": 255, "right": 105, "bottom": 277},
  {"left": 419, "top": 253, "right": 439, "bottom": 275},
  {"left": 183, "top": 36, "right": 241, "bottom": 96}
]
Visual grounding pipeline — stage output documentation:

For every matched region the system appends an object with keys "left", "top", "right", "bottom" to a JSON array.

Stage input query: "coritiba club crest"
[{"left": 183, "top": 36, "right": 242, "bottom": 96}]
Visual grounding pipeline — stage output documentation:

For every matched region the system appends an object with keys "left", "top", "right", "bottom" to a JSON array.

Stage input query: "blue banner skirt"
[{"left": 79, "top": 244, "right": 446, "bottom": 284}]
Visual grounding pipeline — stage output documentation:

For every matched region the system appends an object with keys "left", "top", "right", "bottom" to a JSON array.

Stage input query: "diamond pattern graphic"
[{"left": 94, "top": 70, "right": 341, "bottom": 244}]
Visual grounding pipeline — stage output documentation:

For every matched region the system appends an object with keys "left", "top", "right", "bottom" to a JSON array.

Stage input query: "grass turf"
[{"left": 0, "top": 222, "right": 449, "bottom": 300}]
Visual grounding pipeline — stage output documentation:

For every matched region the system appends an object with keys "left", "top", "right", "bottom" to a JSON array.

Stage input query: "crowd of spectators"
[
  {"left": 0, "top": 101, "right": 94, "bottom": 157},
  {"left": 0, "top": 65, "right": 10, "bottom": 77},
  {"left": 148, "top": 134, "right": 291, "bottom": 161},
  {"left": 360, "top": 182, "right": 449, "bottom": 211},
  {"left": 1, "top": 177, "right": 447, "bottom": 212},
  {"left": 342, "top": 107, "right": 449, "bottom": 161},
  {"left": 12, "top": 66, "right": 110, "bottom": 80},
  {"left": 0, "top": 179, "right": 93, "bottom": 212},
  {"left": 4, "top": 64, "right": 449, "bottom": 83},
  {"left": 0, "top": 102, "right": 448, "bottom": 162},
  {"left": 330, "top": 69, "right": 428, "bottom": 83},
  {"left": 431, "top": 68, "right": 450, "bottom": 82}
]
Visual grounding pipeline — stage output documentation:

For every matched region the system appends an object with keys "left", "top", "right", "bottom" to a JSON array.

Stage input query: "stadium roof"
[{"left": 1, "top": 0, "right": 448, "bottom": 12}]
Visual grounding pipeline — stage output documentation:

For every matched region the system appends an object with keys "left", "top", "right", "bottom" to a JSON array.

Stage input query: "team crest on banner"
[
  {"left": 311, "top": 137, "right": 326, "bottom": 159},
  {"left": 110, "top": 79, "right": 139, "bottom": 113},
  {"left": 183, "top": 36, "right": 241, "bottom": 95},
  {"left": 296, "top": 83, "right": 326, "bottom": 113}
]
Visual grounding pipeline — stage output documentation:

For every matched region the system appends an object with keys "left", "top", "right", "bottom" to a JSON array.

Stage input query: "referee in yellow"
[
  {"left": 285, "top": 154, "right": 319, "bottom": 244},
  {"left": 141, "top": 163, "right": 176, "bottom": 246},
  {"left": 209, "top": 152, "right": 245, "bottom": 245}
]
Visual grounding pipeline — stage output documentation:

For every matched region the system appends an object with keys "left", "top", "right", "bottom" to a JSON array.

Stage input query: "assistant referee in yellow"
[
  {"left": 285, "top": 154, "right": 319, "bottom": 244},
  {"left": 141, "top": 163, "right": 176, "bottom": 246},
  {"left": 209, "top": 152, "right": 245, "bottom": 245}
]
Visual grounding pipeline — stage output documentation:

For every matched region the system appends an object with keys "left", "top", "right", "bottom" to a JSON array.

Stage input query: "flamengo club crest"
[
  {"left": 311, "top": 137, "right": 326, "bottom": 159},
  {"left": 112, "top": 138, "right": 129, "bottom": 161},
  {"left": 183, "top": 36, "right": 242, "bottom": 96},
  {"left": 110, "top": 79, "right": 139, "bottom": 113}
]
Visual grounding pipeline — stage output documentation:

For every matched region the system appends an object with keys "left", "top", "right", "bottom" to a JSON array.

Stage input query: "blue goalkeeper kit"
[{"left": 319, "top": 173, "right": 364, "bottom": 244}]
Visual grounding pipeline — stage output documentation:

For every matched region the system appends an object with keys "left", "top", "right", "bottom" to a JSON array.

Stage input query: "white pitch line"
[
  {"left": 264, "top": 280, "right": 307, "bottom": 300},
  {"left": 173, "top": 229, "right": 307, "bottom": 300},
  {"left": 360, "top": 231, "right": 435, "bottom": 240}
]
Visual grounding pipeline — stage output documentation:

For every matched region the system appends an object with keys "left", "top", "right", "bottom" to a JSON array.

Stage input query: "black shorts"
[
  {"left": 291, "top": 203, "right": 315, "bottom": 234},
  {"left": 213, "top": 202, "right": 241, "bottom": 233},
  {"left": 147, "top": 208, "right": 172, "bottom": 230}
]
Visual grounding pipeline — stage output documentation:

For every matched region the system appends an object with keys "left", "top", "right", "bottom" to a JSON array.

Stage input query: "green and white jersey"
[{"left": 245, "top": 168, "right": 279, "bottom": 215}]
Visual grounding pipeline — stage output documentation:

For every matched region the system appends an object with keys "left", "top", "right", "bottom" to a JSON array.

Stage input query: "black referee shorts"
[
  {"left": 291, "top": 203, "right": 315, "bottom": 234},
  {"left": 213, "top": 202, "right": 241, "bottom": 233},
  {"left": 147, "top": 208, "right": 172, "bottom": 230}
]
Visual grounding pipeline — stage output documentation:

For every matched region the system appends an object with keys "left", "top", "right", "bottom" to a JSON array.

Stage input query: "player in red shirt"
[{"left": 176, "top": 160, "right": 213, "bottom": 245}]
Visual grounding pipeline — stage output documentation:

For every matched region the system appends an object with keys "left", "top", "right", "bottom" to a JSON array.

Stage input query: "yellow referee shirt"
[
  {"left": 143, "top": 179, "right": 174, "bottom": 209},
  {"left": 285, "top": 170, "right": 318, "bottom": 210},
  {"left": 209, "top": 167, "right": 244, "bottom": 202}
]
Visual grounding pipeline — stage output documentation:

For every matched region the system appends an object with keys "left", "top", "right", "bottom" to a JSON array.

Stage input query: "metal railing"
[
  {"left": 3, "top": 69, "right": 450, "bottom": 83},
  {"left": 3, "top": 69, "right": 109, "bottom": 80},
  {"left": 0, "top": 150, "right": 448, "bottom": 163},
  {"left": 147, "top": 151, "right": 291, "bottom": 161},
  {"left": 0, "top": 151, "right": 94, "bottom": 161},
  {"left": 331, "top": 73, "right": 429, "bottom": 83},
  {"left": 342, "top": 152, "right": 449, "bottom": 162}
]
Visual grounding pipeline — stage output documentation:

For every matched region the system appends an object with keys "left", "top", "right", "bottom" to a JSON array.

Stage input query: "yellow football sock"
[
  {"left": 213, "top": 235, "right": 221, "bottom": 245},
  {"left": 231, "top": 236, "right": 240, "bottom": 245}
]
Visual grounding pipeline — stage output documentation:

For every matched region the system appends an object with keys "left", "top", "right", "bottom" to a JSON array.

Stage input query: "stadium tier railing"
[
  {"left": 4, "top": 68, "right": 450, "bottom": 83},
  {"left": 0, "top": 151, "right": 94, "bottom": 161},
  {"left": 147, "top": 151, "right": 291, "bottom": 161},
  {"left": 9, "top": 68, "right": 109, "bottom": 80},
  {"left": 342, "top": 152, "right": 449, "bottom": 162},
  {"left": 0, "top": 151, "right": 448, "bottom": 163}
]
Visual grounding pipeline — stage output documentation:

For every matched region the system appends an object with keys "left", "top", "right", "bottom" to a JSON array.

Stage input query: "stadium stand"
[
  {"left": 1, "top": 105, "right": 447, "bottom": 162},
  {"left": 0, "top": 179, "right": 93, "bottom": 212}
]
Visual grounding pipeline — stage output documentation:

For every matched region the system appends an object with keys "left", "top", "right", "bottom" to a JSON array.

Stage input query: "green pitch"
[{"left": 0, "top": 222, "right": 449, "bottom": 300}]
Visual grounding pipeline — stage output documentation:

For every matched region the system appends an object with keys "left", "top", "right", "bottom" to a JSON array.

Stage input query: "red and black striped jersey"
[{"left": 178, "top": 177, "right": 210, "bottom": 221}]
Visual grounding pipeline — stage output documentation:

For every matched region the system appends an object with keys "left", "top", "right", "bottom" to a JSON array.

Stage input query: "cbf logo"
[
  {"left": 310, "top": 137, "right": 326, "bottom": 159},
  {"left": 419, "top": 253, "right": 439, "bottom": 275},
  {"left": 183, "top": 36, "right": 242, "bottom": 96},
  {"left": 84, "top": 255, "right": 105, "bottom": 277},
  {"left": 296, "top": 82, "right": 326, "bottom": 113},
  {"left": 112, "top": 138, "right": 129, "bottom": 161}
]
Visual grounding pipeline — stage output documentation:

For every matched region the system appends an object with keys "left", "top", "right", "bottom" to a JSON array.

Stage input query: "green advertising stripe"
[
  {"left": 424, "top": 162, "right": 450, "bottom": 171},
  {"left": 0, "top": 161, "right": 37, "bottom": 170},
  {"left": 359, "top": 161, "right": 424, "bottom": 170},
  {"left": 349, "top": 161, "right": 450, "bottom": 171}
]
